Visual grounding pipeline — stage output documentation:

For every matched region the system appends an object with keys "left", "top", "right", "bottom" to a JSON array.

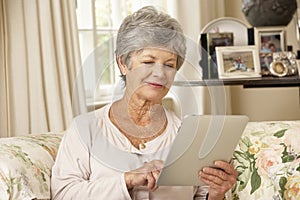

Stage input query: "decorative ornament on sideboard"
[{"left": 242, "top": 0, "right": 298, "bottom": 27}]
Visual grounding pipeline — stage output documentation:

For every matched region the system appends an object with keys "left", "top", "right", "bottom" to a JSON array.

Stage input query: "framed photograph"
[
  {"left": 259, "top": 52, "right": 273, "bottom": 74},
  {"left": 216, "top": 46, "right": 261, "bottom": 79},
  {"left": 254, "top": 27, "right": 286, "bottom": 73},
  {"left": 200, "top": 32, "right": 234, "bottom": 79},
  {"left": 207, "top": 32, "right": 234, "bottom": 55},
  {"left": 254, "top": 27, "right": 286, "bottom": 53}
]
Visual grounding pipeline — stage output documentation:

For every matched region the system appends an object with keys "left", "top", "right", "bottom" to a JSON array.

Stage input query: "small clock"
[{"left": 269, "top": 61, "right": 288, "bottom": 77}]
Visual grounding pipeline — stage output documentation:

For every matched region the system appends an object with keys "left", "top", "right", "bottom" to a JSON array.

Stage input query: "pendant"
[{"left": 139, "top": 143, "right": 146, "bottom": 150}]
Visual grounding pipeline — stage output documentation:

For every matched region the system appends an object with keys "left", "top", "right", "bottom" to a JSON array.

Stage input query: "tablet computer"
[{"left": 157, "top": 114, "right": 249, "bottom": 186}]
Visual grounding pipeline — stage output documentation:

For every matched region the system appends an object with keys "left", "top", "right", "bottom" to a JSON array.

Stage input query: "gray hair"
[{"left": 115, "top": 6, "right": 186, "bottom": 72}]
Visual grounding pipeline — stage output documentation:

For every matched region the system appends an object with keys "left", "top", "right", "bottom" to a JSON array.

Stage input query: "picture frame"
[
  {"left": 215, "top": 46, "right": 261, "bottom": 79},
  {"left": 254, "top": 26, "right": 286, "bottom": 53},
  {"left": 200, "top": 32, "right": 234, "bottom": 79},
  {"left": 207, "top": 32, "right": 234, "bottom": 55},
  {"left": 254, "top": 27, "right": 286, "bottom": 73}
]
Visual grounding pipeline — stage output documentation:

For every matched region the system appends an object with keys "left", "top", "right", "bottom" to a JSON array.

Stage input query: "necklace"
[{"left": 109, "top": 108, "right": 168, "bottom": 150}]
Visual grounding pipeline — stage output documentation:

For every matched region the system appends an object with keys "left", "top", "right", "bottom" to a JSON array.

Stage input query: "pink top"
[{"left": 51, "top": 104, "right": 208, "bottom": 200}]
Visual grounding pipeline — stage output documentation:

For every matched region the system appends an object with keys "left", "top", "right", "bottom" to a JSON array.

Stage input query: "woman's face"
[{"left": 124, "top": 47, "right": 177, "bottom": 103}]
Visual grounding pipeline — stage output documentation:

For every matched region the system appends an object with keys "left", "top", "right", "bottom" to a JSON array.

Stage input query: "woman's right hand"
[{"left": 124, "top": 160, "right": 164, "bottom": 191}]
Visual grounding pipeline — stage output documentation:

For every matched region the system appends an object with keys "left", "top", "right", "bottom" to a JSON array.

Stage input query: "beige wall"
[
  {"left": 224, "top": 0, "right": 248, "bottom": 24},
  {"left": 224, "top": 0, "right": 300, "bottom": 121}
]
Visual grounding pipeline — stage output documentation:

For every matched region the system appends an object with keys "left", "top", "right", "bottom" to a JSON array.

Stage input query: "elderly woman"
[{"left": 51, "top": 6, "right": 237, "bottom": 200}]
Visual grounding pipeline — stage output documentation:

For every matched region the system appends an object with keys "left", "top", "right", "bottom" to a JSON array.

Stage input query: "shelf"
[{"left": 173, "top": 76, "right": 300, "bottom": 88}]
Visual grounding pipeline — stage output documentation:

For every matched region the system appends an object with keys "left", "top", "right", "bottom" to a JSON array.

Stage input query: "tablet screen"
[{"left": 157, "top": 115, "right": 249, "bottom": 186}]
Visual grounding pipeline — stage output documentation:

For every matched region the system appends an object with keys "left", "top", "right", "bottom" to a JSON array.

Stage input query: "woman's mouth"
[{"left": 147, "top": 82, "right": 164, "bottom": 88}]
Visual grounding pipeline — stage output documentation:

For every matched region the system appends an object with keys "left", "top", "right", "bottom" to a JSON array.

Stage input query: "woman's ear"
[{"left": 116, "top": 56, "right": 127, "bottom": 76}]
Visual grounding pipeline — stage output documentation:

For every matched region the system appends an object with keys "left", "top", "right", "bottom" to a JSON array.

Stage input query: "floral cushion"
[
  {"left": 0, "top": 133, "right": 64, "bottom": 200},
  {"left": 231, "top": 121, "right": 300, "bottom": 200}
]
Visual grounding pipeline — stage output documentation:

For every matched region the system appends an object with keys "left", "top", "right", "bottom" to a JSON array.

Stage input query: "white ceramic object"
[{"left": 200, "top": 17, "right": 249, "bottom": 46}]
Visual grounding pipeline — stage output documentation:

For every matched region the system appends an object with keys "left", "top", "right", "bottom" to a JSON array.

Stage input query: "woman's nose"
[{"left": 152, "top": 64, "right": 165, "bottom": 77}]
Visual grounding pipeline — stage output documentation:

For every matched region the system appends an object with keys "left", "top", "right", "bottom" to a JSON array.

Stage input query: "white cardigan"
[{"left": 51, "top": 104, "right": 208, "bottom": 200}]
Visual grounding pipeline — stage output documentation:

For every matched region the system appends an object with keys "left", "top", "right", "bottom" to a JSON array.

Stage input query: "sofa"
[
  {"left": 0, "top": 121, "right": 299, "bottom": 200},
  {"left": 0, "top": 133, "right": 64, "bottom": 200},
  {"left": 230, "top": 120, "right": 300, "bottom": 200}
]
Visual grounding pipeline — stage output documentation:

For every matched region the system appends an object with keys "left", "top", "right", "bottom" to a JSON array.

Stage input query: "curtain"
[
  {"left": 199, "top": 0, "right": 226, "bottom": 28},
  {"left": 0, "top": 0, "right": 87, "bottom": 137}
]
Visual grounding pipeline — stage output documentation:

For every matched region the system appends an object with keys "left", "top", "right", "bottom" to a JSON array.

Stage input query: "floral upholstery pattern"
[
  {"left": 231, "top": 121, "right": 300, "bottom": 200},
  {"left": 0, "top": 133, "right": 63, "bottom": 200}
]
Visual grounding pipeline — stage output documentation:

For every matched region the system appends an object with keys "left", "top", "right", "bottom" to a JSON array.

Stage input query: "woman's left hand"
[{"left": 199, "top": 160, "right": 238, "bottom": 200}]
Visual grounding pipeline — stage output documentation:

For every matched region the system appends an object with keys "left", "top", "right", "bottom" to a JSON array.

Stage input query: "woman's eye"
[
  {"left": 143, "top": 61, "right": 154, "bottom": 65},
  {"left": 165, "top": 64, "right": 174, "bottom": 68}
]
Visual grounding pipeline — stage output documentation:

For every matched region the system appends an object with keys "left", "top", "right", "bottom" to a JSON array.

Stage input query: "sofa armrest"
[
  {"left": 0, "top": 133, "right": 64, "bottom": 200},
  {"left": 231, "top": 121, "right": 300, "bottom": 200}
]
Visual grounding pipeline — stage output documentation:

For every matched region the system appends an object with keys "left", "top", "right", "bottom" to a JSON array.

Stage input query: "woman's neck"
[
  {"left": 120, "top": 94, "right": 164, "bottom": 126},
  {"left": 110, "top": 95, "right": 167, "bottom": 148}
]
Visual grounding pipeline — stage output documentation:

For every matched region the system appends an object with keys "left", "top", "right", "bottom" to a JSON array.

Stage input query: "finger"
[
  {"left": 147, "top": 170, "right": 161, "bottom": 190},
  {"left": 200, "top": 168, "right": 237, "bottom": 192},
  {"left": 202, "top": 178, "right": 230, "bottom": 195},
  {"left": 146, "top": 172, "right": 156, "bottom": 190},
  {"left": 200, "top": 170, "right": 224, "bottom": 185},
  {"left": 214, "top": 161, "right": 236, "bottom": 175},
  {"left": 201, "top": 167, "right": 229, "bottom": 182},
  {"left": 151, "top": 171, "right": 160, "bottom": 191},
  {"left": 214, "top": 160, "right": 234, "bottom": 173},
  {"left": 152, "top": 170, "right": 161, "bottom": 180},
  {"left": 152, "top": 184, "right": 159, "bottom": 192},
  {"left": 200, "top": 172, "right": 232, "bottom": 194}
]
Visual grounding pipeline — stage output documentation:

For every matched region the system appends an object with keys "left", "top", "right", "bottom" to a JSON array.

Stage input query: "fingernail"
[{"left": 214, "top": 161, "right": 220, "bottom": 165}]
